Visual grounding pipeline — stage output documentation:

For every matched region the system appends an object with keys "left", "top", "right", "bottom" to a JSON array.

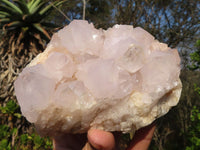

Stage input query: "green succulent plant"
[{"left": 0, "top": 0, "right": 66, "bottom": 55}]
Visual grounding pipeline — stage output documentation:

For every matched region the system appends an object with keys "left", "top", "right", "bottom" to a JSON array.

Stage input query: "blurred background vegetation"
[{"left": 0, "top": 0, "right": 200, "bottom": 149}]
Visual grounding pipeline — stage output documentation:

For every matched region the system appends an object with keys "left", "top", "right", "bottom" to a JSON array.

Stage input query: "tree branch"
[
  {"left": 49, "top": 2, "right": 71, "bottom": 22},
  {"left": 82, "top": 0, "right": 86, "bottom": 20}
]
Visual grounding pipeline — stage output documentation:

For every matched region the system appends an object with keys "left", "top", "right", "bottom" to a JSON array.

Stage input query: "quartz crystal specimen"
[{"left": 14, "top": 20, "right": 182, "bottom": 136}]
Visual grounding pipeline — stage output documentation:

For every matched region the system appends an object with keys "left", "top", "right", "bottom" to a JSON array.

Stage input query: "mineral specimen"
[{"left": 14, "top": 20, "right": 182, "bottom": 136}]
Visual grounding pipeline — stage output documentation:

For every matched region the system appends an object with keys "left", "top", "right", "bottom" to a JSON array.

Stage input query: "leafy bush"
[
  {"left": 185, "top": 106, "right": 200, "bottom": 150},
  {"left": 185, "top": 39, "right": 200, "bottom": 150},
  {"left": 0, "top": 100, "right": 53, "bottom": 150},
  {"left": 189, "top": 40, "right": 200, "bottom": 70}
]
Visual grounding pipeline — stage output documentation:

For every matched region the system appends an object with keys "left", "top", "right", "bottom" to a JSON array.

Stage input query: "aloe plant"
[{"left": 0, "top": 0, "right": 66, "bottom": 53}]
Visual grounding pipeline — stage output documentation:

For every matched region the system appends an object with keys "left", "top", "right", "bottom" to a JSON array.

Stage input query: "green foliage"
[
  {"left": 194, "top": 84, "right": 200, "bottom": 95},
  {"left": 0, "top": 125, "right": 10, "bottom": 140},
  {"left": 185, "top": 39, "right": 200, "bottom": 150},
  {"left": 189, "top": 40, "right": 200, "bottom": 70},
  {"left": 18, "top": 133, "right": 53, "bottom": 150},
  {"left": 1, "top": 100, "right": 18, "bottom": 114},
  {"left": 0, "top": 125, "right": 13, "bottom": 150},
  {"left": 0, "top": 100, "right": 53, "bottom": 150},
  {"left": 0, "top": 100, "right": 21, "bottom": 119},
  {"left": 0, "top": 124, "right": 53, "bottom": 150},
  {"left": 0, "top": 139, "right": 11, "bottom": 150},
  {"left": 185, "top": 106, "right": 200, "bottom": 150}
]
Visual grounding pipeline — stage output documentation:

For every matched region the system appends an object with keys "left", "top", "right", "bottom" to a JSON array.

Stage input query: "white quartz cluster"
[{"left": 14, "top": 20, "right": 182, "bottom": 136}]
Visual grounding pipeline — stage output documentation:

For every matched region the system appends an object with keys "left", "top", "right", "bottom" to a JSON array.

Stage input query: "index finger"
[{"left": 127, "top": 123, "right": 156, "bottom": 150}]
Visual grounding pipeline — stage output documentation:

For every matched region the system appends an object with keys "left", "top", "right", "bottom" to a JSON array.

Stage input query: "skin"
[
  {"left": 126, "top": 123, "right": 156, "bottom": 150},
  {"left": 53, "top": 123, "right": 156, "bottom": 150}
]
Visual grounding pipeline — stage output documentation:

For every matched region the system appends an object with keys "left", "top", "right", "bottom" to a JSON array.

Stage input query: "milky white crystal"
[{"left": 14, "top": 20, "right": 182, "bottom": 136}]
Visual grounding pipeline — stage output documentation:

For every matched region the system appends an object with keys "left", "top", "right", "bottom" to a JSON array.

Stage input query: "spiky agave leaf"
[
  {"left": 29, "top": 0, "right": 42, "bottom": 12},
  {"left": 33, "top": 23, "right": 50, "bottom": 39},
  {"left": 13, "top": 0, "right": 29, "bottom": 14},
  {"left": 0, "top": 5, "right": 21, "bottom": 19},
  {"left": 1, "top": 0, "right": 22, "bottom": 14}
]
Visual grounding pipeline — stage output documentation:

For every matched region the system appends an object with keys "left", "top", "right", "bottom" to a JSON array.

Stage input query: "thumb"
[{"left": 87, "top": 129, "right": 115, "bottom": 150}]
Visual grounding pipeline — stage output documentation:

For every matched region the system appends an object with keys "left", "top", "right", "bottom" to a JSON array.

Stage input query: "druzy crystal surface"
[{"left": 14, "top": 20, "right": 182, "bottom": 136}]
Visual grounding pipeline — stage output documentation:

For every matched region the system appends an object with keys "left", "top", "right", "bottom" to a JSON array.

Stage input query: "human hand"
[{"left": 53, "top": 123, "right": 155, "bottom": 150}]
